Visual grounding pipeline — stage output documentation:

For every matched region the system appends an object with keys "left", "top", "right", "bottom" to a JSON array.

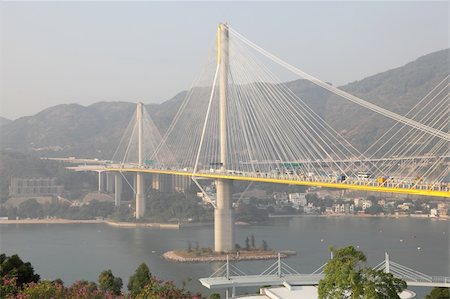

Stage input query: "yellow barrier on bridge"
[{"left": 106, "top": 168, "right": 450, "bottom": 198}]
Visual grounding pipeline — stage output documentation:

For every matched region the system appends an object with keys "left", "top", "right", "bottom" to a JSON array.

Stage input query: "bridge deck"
[{"left": 92, "top": 167, "right": 450, "bottom": 198}]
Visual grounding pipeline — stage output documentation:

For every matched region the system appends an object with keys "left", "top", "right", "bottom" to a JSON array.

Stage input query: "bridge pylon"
[{"left": 215, "top": 23, "right": 234, "bottom": 252}]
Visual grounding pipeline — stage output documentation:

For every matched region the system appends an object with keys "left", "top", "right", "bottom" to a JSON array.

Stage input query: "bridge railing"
[
  {"left": 103, "top": 165, "right": 450, "bottom": 193},
  {"left": 394, "top": 275, "right": 450, "bottom": 284}
]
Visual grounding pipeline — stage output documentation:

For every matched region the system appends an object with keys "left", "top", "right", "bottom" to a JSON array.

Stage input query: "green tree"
[
  {"left": 128, "top": 263, "right": 151, "bottom": 297},
  {"left": 365, "top": 204, "right": 384, "bottom": 215},
  {"left": 367, "top": 195, "right": 378, "bottom": 205},
  {"left": 245, "top": 237, "right": 250, "bottom": 250},
  {"left": 0, "top": 253, "right": 40, "bottom": 287},
  {"left": 18, "top": 198, "right": 44, "bottom": 219},
  {"left": 210, "top": 293, "right": 221, "bottom": 299},
  {"left": 262, "top": 240, "right": 268, "bottom": 251},
  {"left": 250, "top": 235, "right": 255, "bottom": 248},
  {"left": 318, "top": 246, "right": 406, "bottom": 299},
  {"left": 361, "top": 268, "right": 407, "bottom": 298},
  {"left": 98, "top": 269, "right": 123, "bottom": 295},
  {"left": 426, "top": 287, "right": 450, "bottom": 299}
]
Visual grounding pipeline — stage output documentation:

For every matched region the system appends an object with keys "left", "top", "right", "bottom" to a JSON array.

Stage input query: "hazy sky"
[{"left": 0, "top": 1, "right": 448, "bottom": 119}]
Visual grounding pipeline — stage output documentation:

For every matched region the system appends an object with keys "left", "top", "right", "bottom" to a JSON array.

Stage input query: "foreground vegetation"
[
  {"left": 318, "top": 246, "right": 449, "bottom": 299},
  {"left": 1, "top": 250, "right": 447, "bottom": 298},
  {"left": 318, "top": 246, "right": 406, "bottom": 298},
  {"left": 0, "top": 253, "right": 203, "bottom": 299}
]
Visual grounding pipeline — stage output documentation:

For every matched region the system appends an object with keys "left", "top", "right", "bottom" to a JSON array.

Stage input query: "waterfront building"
[
  {"left": 288, "top": 193, "right": 307, "bottom": 208},
  {"left": 437, "top": 203, "right": 448, "bottom": 217},
  {"left": 237, "top": 285, "right": 416, "bottom": 299},
  {"left": 9, "top": 177, "right": 63, "bottom": 197},
  {"left": 361, "top": 199, "right": 372, "bottom": 210}
]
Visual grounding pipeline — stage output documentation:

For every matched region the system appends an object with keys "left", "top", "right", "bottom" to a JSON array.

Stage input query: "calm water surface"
[{"left": 1, "top": 217, "right": 449, "bottom": 298}]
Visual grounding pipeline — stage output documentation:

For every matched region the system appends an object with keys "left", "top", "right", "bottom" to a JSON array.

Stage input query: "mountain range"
[
  {"left": 0, "top": 117, "right": 11, "bottom": 126},
  {"left": 0, "top": 49, "right": 448, "bottom": 159}
]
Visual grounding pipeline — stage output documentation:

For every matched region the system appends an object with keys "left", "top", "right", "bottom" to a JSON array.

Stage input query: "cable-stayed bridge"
[{"left": 66, "top": 23, "right": 449, "bottom": 252}]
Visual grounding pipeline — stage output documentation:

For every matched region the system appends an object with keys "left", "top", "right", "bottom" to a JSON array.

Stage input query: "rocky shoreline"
[{"left": 162, "top": 250, "right": 296, "bottom": 263}]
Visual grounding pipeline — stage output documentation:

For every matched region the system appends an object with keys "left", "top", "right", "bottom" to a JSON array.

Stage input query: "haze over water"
[{"left": 1, "top": 216, "right": 448, "bottom": 297}]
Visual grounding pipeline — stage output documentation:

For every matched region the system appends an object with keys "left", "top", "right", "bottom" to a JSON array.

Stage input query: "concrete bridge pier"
[
  {"left": 106, "top": 173, "right": 115, "bottom": 193},
  {"left": 135, "top": 173, "right": 145, "bottom": 219},
  {"left": 215, "top": 179, "right": 234, "bottom": 252},
  {"left": 98, "top": 171, "right": 105, "bottom": 193},
  {"left": 114, "top": 174, "right": 122, "bottom": 207}
]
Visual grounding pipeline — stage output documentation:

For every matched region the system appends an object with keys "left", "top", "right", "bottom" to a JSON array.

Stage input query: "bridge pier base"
[
  {"left": 114, "top": 174, "right": 122, "bottom": 207},
  {"left": 135, "top": 172, "right": 146, "bottom": 219},
  {"left": 215, "top": 179, "right": 234, "bottom": 252}
]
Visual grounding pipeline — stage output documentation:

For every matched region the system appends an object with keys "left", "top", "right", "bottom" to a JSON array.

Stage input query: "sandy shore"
[
  {"left": 0, "top": 219, "right": 183, "bottom": 228},
  {"left": 0, "top": 218, "right": 104, "bottom": 224}
]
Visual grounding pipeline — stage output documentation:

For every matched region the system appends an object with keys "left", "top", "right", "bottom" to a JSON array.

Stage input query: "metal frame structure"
[{"left": 199, "top": 253, "right": 450, "bottom": 299}]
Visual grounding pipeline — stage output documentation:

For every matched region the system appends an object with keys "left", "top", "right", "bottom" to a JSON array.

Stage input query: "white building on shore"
[{"left": 236, "top": 285, "right": 416, "bottom": 299}]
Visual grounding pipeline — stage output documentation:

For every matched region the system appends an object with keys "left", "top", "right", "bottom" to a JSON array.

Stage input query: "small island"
[{"left": 163, "top": 235, "right": 296, "bottom": 263}]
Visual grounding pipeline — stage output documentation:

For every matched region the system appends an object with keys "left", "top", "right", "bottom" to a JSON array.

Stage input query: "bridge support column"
[
  {"left": 98, "top": 172, "right": 105, "bottom": 193},
  {"left": 106, "top": 173, "right": 114, "bottom": 193},
  {"left": 152, "top": 174, "right": 160, "bottom": 190},
  {"left": 114, "top": 174, "right": 122, "bottom": 207},
  {"left": 135, "top": 173, "right": 145, "bottom": 219},
  {"left": 215, "top": 179, "right": 234, "bottom": 252},
  {"left": 133, "top": 173, "right": 137, "bottom": 196}
]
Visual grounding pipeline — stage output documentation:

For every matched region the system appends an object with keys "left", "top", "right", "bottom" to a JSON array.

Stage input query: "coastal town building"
[
  {"left": 9, "top": 177, "right": 63, "bottom": 197},
  {"left": 332, "top": 203, "right": 355, "bottom": 214},
  {"left": 288, "top": 193, "right": 307, "bottom": 208},
  {"left": 437, "top": 203, "right": 448, "bottom": 217},
  {"left": 151, "top": 174, "right": 192, "bottom": 193},
  {"left": 361, "top": 199, "right": 372, "bottom": 210},
  {"left": 398, "top": 203, "right": 412, "bottom": 211},
  {"left": 273, "top": 192, "right": 289, "bottom": 203}
]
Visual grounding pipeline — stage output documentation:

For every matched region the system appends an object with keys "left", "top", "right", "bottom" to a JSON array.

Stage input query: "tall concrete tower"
[
  {"left": 135, "top": 102, "right": 146, "bottom": 219},
  {"left": 215, "top": 23, "right": 234, "bottom": 252}
]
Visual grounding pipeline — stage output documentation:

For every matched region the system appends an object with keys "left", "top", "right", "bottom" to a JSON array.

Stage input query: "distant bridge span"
[{"left": 68, "top": 165, "right": 450, "bottom": 198}]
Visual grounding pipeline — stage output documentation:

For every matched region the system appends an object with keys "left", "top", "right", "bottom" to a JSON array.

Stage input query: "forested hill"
[
  {"left": 0, "top": 116, "right": 11, "bottom": 126},
  {"left": 0, "top": 49, "right": 448, "bottom": 158}
]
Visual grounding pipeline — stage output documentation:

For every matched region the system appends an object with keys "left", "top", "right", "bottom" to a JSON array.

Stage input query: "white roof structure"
[{"left": 236, "top": 285, "right": 416, "bottom": 299}]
